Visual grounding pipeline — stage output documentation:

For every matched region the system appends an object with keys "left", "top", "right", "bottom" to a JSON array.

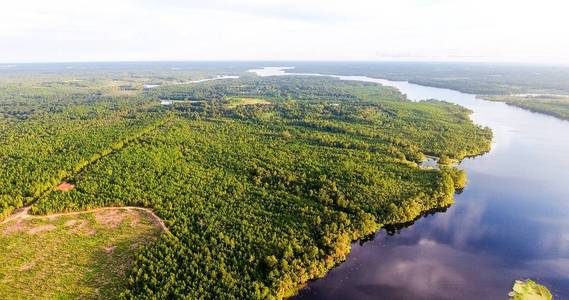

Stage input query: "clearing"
[
  {"left": 0, "top": 207, "right": 165, "bottom": 299},
  {"left": 227, "top": 97, "right": 271, "bottom": 108},
  {"left": 57, "top": 182, "right": 75, "bottom": 191}
]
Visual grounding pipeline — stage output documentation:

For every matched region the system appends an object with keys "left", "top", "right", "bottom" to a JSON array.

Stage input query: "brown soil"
[
  {"left": 69, "top": 219, "right": 96, "bottom": 236},
  {"left": 57, "top": 182, "right": 75, "bottom": 191},
  {"left": 104, "top": 245, "right": 116, "bottom": 254},
  {"left": 2, "top": 220, "right": 28, "bottom": 235},
  {"left": 1, "top": 206, "right": 169, "bottom": 234},
  {"left": 94, "top": 210, "right": 125, "bottom": 228},
  {"left": 129, "top": 211, "right": 141, "bottom": 227},
  {"left": 28, "top": 224, "right": 56, "bottom": 235},
  {"left": 19, "top": 262, "right": 35, "bottom": 271},
  {"left": 64, "top": 219, "right": 78, "bottom": 227}
]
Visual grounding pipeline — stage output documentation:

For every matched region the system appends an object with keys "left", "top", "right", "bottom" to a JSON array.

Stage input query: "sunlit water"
[{"left": 250, "top": 67, "right": 569, "bottom": 299}]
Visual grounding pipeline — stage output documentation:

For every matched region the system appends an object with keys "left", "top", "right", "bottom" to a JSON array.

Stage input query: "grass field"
[
  {"left": 227, "top": 97, "right": 271, "bottom": 108},
  {"left": 0, "top": 208, "right": 163, "bottom": 299}
]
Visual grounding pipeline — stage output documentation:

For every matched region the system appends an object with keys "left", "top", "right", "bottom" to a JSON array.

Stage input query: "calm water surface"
[{"left": 251, "top": 67, "right": 569, "bottom": 299}]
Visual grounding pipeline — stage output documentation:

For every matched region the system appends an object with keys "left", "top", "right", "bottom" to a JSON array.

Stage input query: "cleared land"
[
  {"left": 57, "top": 182, "right": 75, "bottom": 191},
  {"left": 227, "top": 97, "right": 271, "bottom": 108},
  {"left": 0, "top": 208, "right": 164, "bottom": 300}
]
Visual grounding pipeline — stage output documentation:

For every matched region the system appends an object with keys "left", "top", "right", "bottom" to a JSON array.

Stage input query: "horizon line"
[{"left": 2, "top": 59, "right": 569, "bottom": 67}]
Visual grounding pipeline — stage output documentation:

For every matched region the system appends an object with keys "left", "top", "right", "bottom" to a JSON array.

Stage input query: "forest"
[
  {"left": 0, "top": 65, "right": 492, "bottom": 299},
  {"left": 290, "top": 62, "right": 569, "bottom": 121},
  {"left": 290, "top": 62, "right": 569, "bottom": 95},
  {"left": 481, "top": 94, "right": 569, "bottom": 121}
]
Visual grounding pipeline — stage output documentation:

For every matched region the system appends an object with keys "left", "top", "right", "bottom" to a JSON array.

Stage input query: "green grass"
[
  {"left": 0, "top": 209, "right": 162, "bottom": 299},
  {"left": 227, "top": 97, "right": 271, "bottom": 108}
]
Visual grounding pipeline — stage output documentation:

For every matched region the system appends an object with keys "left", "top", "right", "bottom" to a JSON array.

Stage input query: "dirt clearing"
[
  {"left": 94, "top": 209, "right": 126, "bottom": 228},
  {"left": 0, "top": 208, "right": 164, "bottom": 299},
  {"left": 2, "top": 220, "right": 29, "bottom": 235},
  {"left": 57, "top": 182, "right": 75, "bottom": 191},
  {"left": 28, "top": 224, "right": 56, "bottom": 235}
]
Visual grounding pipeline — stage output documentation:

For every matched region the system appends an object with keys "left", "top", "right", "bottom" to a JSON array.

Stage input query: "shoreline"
[{"left": 257, "top": 66, "right": 495, "bottom": 299}]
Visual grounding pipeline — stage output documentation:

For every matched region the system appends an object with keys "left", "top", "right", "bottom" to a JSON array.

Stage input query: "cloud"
[
  {"left": 1, "top": 0, "right": 569, "bottom": 63},
  {"left": 140, "top": 0, "right": 353, "bottom": 24}
]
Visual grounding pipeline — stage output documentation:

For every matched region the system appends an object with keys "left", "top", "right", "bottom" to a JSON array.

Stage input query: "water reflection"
[
  {"left": 382, "top": 207, "right": 449, "bottom": 236},
  {"left": 248, "top": 67, "right": 569, "bottom": 299}
]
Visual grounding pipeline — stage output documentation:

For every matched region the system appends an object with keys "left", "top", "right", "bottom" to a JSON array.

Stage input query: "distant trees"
[{"left": 484, "top": 95, "right": 569, "bottom": 121}]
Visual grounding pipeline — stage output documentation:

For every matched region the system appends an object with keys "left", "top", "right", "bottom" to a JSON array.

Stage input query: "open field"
[
  {"left": 0, "top": 208, "right": 164, "bottom": 299},
  {"left": 227, "top": 97, "right": 271, "bottom": 108}
]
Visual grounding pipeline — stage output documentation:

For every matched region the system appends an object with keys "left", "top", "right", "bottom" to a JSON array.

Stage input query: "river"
[{"left": 250, "top": 67, "right": 569, "bottom": 299}]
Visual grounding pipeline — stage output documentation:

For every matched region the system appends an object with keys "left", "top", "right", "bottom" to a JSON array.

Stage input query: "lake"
[{"left": 250, "top": 67, "right": 569, "bottom": 299}]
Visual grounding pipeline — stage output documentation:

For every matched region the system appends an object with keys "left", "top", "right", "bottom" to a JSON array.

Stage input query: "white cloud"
[{"left": 1, "top": 0, "right": 568, "bottom": 63}]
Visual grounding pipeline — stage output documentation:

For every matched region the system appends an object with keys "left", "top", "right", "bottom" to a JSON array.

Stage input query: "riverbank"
[
  {"left": 247, "top": 67, "right": 568, "bottom": 299},
  {"left": 246, "top": 67, "right": 493, "bottom": 298},
  {"left": 479, "top": 95, "right": 569, "bottom": 121}
]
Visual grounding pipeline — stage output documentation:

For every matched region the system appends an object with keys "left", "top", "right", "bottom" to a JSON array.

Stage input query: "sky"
[{"left": 1, "top": 0, "right": 569, "bottom": 64}]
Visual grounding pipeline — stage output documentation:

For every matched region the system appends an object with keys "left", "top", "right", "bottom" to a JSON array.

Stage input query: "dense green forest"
[
  {"left": 482, "top": 95, "right": 569, "bottom": 121},
  {"left": 291, "top": 62, "right": 569, "bottom": 95},
  {"left": 291, "top": 62, "right": 569, "bottom": 121},
  {"left": 0, "top": 66, "right": 491, "bottom": 299}
]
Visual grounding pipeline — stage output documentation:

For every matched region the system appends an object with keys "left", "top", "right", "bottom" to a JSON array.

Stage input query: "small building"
[{"left": 144, "top": 84, "right": 160, "bottom": 90}]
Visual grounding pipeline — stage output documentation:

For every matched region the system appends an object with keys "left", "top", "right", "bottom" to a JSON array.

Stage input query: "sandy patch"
[
  {"left": 3, "top": 218, "right": 56, "bottom": 236},
  {"left": 2, "top": 220, "right": 29, "bottom": 235},
  {"left": 28, "top": 224, "right": 56, "bottom": 235},
  {"left": 104, "top": 245, "right": 116, "bottom": 254},
  {"left": 69, "top": 219, "right": 96, "bottom": 236},
  {"left": 19, "top": 262, "right": 35, "bottom": 271},
  {"left": 64, "top": 220, "right": 78, "bottom": 227},
  {"left": 57, "top": 182, "right": 75, "bottom": 191},
  {"left": 94, "top": 210, "right": 125, "bottom": 228},
  {"left": 129, "top": 211, "right": 141, "bottom": 227},
  {"left": 47, "top": 214, "right": 62, "bottom": 221}
]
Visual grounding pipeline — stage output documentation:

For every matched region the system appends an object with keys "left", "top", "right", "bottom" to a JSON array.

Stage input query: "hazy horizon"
[
  {"left": 2, "top": 0, "right": 569, "bottom": 64},
  {"left": 3, "top": 60, "right": 569, "bottom": 67}
]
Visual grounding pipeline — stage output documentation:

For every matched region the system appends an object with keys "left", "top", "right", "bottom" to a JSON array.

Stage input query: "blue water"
[{"left": 250, "top": 67, "right": 569, "bottom": 299}]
